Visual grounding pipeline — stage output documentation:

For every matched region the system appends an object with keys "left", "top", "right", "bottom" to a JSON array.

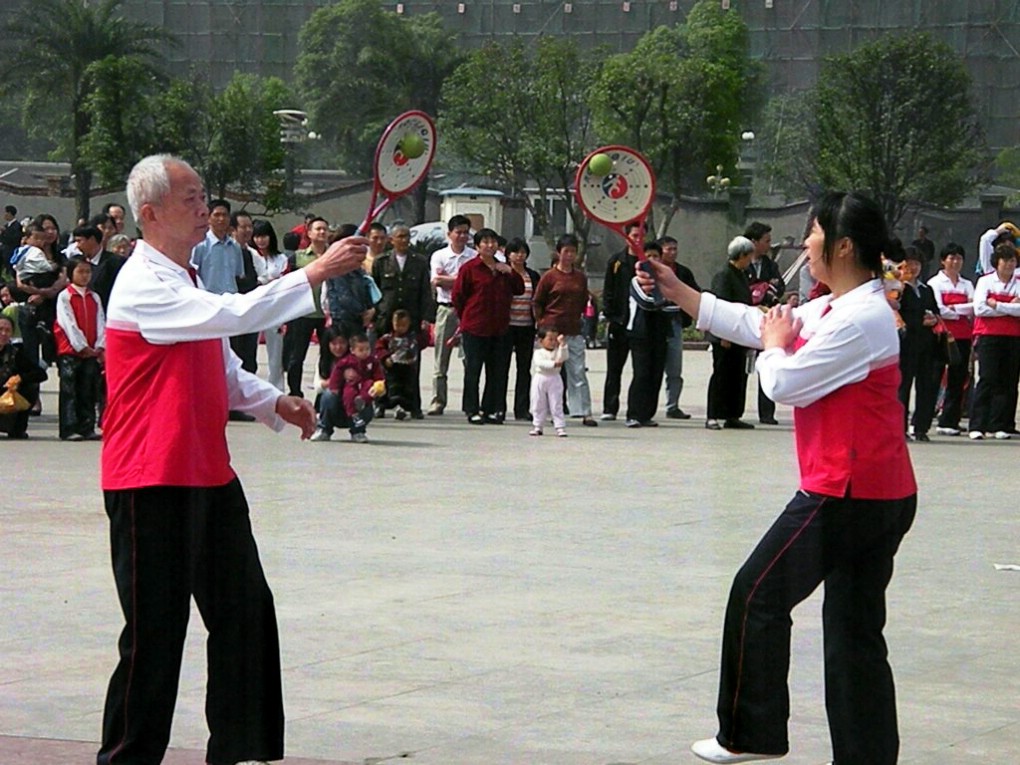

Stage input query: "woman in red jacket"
[{"left": 451, "top": 228, "right": 524, "bottom": 424}]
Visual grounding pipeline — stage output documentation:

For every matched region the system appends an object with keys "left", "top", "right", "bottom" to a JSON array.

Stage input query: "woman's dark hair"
[
  {"left": 884, "top": 237, "right": 906, "bottom": 264},
  {"left": 506, "top": 237, "right": 531, "bottom": 257},
  {"left": 252, "top": 219, "right": 279, "bottom": 255},
  {"left": 317, "top": 325, "right": 347, "bottom": 379},
  {"left": 32, "top": 213, "right": 64, "bottom": 263},
  {"left": 939, "top": 242, "right": 965, "bottom": 260},
  {"left": 991, "top": 241, "right": 1018, "bottom": 269},
  {"left": 555, "top": 233, "right": 579, "bottom": 252},
  {"left": 811, "top": 191, "right": 888, "bottom": 274}
]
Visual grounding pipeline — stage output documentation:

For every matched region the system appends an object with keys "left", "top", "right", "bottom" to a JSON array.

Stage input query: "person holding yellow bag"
[{"left": 0, "top": 313, "right": 47, "bottom": 438}]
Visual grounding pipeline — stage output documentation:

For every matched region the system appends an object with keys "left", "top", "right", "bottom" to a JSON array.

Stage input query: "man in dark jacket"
[
  {"left": 600, "top": 222, "right": 643, "bottom": 420},
  {"left": 660, "top": 236, "right": 700, "bottom": 419},
  {"left": 744, "top": 221, "right": 785, "bottom": 424},
  {"left": 898, "top": 246, "right": 940, "bottom": 441},
  {"left": 372, "top": 225, "right": 435, "bottom": 418}
]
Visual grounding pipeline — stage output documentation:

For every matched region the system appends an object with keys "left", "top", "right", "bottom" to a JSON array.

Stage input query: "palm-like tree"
[{"left": 1, "top": 0, "right": 177, "bottom": 219}]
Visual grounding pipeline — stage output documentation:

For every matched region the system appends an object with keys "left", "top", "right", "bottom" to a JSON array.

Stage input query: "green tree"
[
  {"left": 589, "top": 2, "right": 756, "bottom": 233},
  {"left": 294, "top": 0, "right": 462, "bottom": 223},
  {"left": 200, "top": 74, "right": 290, "bottom": 202},
  {"left": 755, "top": 91, "right": 817, "bottom": 199},
  {"left": 440, "top": 37, "right": 602, "bottom": 255},
  {"left": 781, "top": 32, "right": 985, "bottom": 225},
  {"left": 0, "top": 0, "right": 175, "bottom": 219},
  {"left": 79, "top": 56, "right": 166, "bottom": 189},
  {"left": 82, "top": 69, "right": 290, "bottom": 212}
]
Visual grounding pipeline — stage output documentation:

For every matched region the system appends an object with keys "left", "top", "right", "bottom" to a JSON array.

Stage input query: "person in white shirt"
[
  {"left": 927, "top": 242, "right": 975, "bottom": 435},
  {"left": 641, "top": 191, "right": 916, "bottom": 765},
  {"left": 96, "top": 154, "right": 368, "bottom": 765},
  {"left": 252, "top": 219, "right": 291, "bottom": 391},
  {"left": 975, "top": 221, "right": 1019, "bottom": 278},
  {"left": 968, "top": 242, "right": 1020, "bottom": 439},
  {"left": 427, "top": 214, "right": 475, "bottom": 414}
]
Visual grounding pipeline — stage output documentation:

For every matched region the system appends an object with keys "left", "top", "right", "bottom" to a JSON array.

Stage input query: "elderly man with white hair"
[
  {"left": 705, "top": 235, "right": 756, "bottom": 430},
  {"left": 96, "top": 154, "right": 369, "bottom": 765}
]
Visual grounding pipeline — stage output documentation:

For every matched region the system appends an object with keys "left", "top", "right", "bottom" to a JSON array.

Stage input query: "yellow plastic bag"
[{"left": 0, "top": 375, "right": 31, "bottom": 415}]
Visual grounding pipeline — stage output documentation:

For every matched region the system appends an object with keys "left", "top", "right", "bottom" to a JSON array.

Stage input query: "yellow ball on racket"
[
  {"left": 399, "top": 133, "right": 426, "bottom": 160},
  {"left": 588, "top": 153, "right": 614, "bottom": 177}
]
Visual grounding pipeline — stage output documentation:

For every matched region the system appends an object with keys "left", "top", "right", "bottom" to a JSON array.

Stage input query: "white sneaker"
[
  {"left": 529, "top": 428, "right": 543, "bottom": 436},
  {"left": 994, "top": 431, "right": 1012, "bottom": 440},
  {"left": 691, "top": 737, "right": 784, "bottom": 763},
  {"left": 935, "top": 426, "right": 960, "bottom": 436},
  {"left": 309, "top": 428, "right": 331, "bottom": 442},
  {"left": 968, "top": 430, "right": 984, "bottom": 440},
  {"left": 556, "top": 428, "right": 567, "bottom": 437},
  {"left": 232, "top": 761, "right": 270, "bottom": 765},
  {"left": 351, "top": 432, "right": 368, "bottom": 443},
  {"left": 600, "top": 412, "right": 616, "bottom": 421}
]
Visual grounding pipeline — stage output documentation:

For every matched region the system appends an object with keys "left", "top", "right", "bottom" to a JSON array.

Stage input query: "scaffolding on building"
[{"left": 116, "top": 0, "right": 1020, "bottom": 149}]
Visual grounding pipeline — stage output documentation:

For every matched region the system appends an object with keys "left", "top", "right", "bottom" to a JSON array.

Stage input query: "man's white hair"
[{"left": 126, "top": 154, "right": 192, "bottom": 222}]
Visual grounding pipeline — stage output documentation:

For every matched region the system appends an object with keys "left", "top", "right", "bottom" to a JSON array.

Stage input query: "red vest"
[{"left": 101, "top": 327, "right": 234, "bottom": 490}]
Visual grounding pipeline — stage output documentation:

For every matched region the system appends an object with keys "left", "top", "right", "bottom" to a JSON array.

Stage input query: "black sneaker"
[{"left": 666, "top": 408, "right": 691, "bottom": 420}]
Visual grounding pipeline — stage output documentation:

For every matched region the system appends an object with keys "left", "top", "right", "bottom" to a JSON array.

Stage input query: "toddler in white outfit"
[{"left": 530, "top": 327, "right": 568, "bottom": 437}]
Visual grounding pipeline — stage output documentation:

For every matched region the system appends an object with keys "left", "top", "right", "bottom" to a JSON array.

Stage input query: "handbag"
[
  {"left": 0, "top": 374, "right": 31, "bottom": 415},
  {"left": 933, "top": 319, "right": 961, "bottom": 366}
]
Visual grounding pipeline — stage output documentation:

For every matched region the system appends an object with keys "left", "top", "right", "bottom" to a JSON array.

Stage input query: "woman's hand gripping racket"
[
  {"left": 575, "top": 145, "right": 659, "bottom": 297},
  {"left": 357, "top": 110, "right": 437, "bottom": 236}
]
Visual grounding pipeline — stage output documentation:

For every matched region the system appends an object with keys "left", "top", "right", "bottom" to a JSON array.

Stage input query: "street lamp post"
[
  {"left": 273, "top": 109, "right": 317, "bottom": 196},
  {"left": 706, "top": 165, "right": 731, "bottom": 197}
]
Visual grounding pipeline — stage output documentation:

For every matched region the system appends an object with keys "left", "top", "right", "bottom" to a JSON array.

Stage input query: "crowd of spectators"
[{"left": 3, "top": 200, "right": 1019, "bottom": 443}]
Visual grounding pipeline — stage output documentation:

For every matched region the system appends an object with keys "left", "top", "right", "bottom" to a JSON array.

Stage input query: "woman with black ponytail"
[{"left": 641, "top": 191, "right": 917, "bottom": 765}]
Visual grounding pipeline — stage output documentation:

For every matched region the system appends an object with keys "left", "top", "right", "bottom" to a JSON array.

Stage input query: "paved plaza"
[{"left": 1, "top": 345, "right": 1017, "bottom": 765}]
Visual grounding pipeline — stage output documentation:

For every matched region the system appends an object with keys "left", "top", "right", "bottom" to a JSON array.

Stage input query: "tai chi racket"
[
  {"left": 356, "top": 110, "right": 437, "bottom": 235},
  {"left": 574, "top": 145, "right": 656, "bottom": 259}
]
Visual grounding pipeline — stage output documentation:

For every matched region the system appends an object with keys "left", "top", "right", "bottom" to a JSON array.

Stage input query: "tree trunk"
[
  {"left": 412, "top": 178, "right": 429, "bottom": 225},
  {"left": 74, "top": 164, "right": 92, "bottom": 222}
]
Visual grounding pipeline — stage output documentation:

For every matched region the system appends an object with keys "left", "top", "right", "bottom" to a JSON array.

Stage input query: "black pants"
[
  {"left": 626, "top": 335, "right": 666, "bottom": 423},
  {"left": 970, "top": 334, "right": 1020, "bottom": 433},
  {"left": 98, "top": 479, "right": 284, "bottom": 765},
  {"left": 507, "top": 324, "right": 535, "bottom": 419},
  {"left": 708, "top": 342, "right": 748, "bottom": 421},
  {"left": 383, "top": 362, "right": 421, "bottom": 414},
  {"left": 230, "top": 332, "right": 259, "bottom": 374},
  {"left": 757, "top": 379, "right": 775, "bottom": 422},
  {"left": 716, "top": 490, "right": 916, "bottom": 762},
  {"left": 58, "top": 355, "right": 100, "bottom": 439},
  {"left": 899, "top": 345, "right": 939, "bottom": 435},
  {"left": 283, "top": 316, "right": 325, "bottom": 397},
  {"left": 461, "top": 331, "right": 511, "bottom": 418},
  {"left": 602, "top": 323, "right": 631, "bottom": 416},
  {"left": 938, "top": 338, "right": 971, "bottom": 429}
]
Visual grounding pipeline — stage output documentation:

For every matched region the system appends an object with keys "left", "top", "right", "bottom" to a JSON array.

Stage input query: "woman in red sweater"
[{"left": 451, "top": 228, "right": 524, "bottom": 423}]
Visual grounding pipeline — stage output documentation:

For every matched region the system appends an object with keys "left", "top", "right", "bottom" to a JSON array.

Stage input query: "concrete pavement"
[{"left": 1, "top": 344, "right": 1017, "bottom": 764}]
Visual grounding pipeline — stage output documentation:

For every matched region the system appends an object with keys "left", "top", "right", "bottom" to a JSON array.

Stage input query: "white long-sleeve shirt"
[
  {"left": 102, "top": 239, "right": 316, "bottom": 490},
  {"left": 697, "top": 279, "right": 915, "bottom": 499},
  {"left": 532, "top": 343, "right": 567, "bottom": 375}
]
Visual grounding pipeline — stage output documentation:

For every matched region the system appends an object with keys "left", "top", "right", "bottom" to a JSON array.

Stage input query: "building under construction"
[{"left": 116, "top": 0, "right": 1020, "bottom": 150}]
